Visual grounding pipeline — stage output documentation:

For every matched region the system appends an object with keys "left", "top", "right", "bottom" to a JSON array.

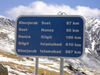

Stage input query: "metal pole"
[
  {"left": 60, "top": 58, "right": 64, "bottom": 75},
  {"left": 35, "top": 57, "right": 38, "bottom": 75}
]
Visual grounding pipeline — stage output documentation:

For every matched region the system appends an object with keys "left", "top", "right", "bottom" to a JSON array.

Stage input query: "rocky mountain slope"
[
  {"left": 0, "top": 15, "right": 15, "bottom": 26},
  {"left": 0, "top": 15, "right": 100, "bottom": 75}
]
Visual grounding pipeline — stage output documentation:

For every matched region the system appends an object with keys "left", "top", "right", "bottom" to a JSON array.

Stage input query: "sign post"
[
  {"left": 35, "top": 58, "right": 38, "bottom": 75},
  {"left": 15, "top": 15, "right": 85, "bottom": 75},
  {"left": 60, "top": 58, "right": 64, "bottom": 75}
]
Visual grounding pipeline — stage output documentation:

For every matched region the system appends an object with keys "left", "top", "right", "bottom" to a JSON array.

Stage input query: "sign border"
[{"left": 15, "top": 15, "right": 85, "bottom": 59}]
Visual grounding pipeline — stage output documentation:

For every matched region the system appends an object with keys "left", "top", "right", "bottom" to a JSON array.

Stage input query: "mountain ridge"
[{"left": 0, "top": 16, "right": 15, "bottom": 26}]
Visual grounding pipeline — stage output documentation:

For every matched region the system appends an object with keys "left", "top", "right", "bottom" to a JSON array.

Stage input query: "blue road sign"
[{"left": 15, "top": 15, "right": 85, "bottom": 58}]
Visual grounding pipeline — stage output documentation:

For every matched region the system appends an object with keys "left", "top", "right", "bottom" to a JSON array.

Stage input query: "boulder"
[{"left": 0, "top": 64, "right": 8, "bottom": 75}]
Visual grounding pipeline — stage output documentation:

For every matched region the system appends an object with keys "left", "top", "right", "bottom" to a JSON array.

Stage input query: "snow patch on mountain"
[
  {"left": 0, "top": 15, "right": 6, "bottom": 18},
  {"left": 0, "top": 16, "right": 15, "bottom": 54}
]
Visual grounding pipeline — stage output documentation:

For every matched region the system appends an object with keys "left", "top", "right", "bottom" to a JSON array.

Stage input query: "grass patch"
[
  {"left": 0, "top": 61, "right": 71, "bottom": 75},
  {"left": 9, "top": 71, "right": 18, "bottom": 75},
  {"left": 0, "top": 50, "right": 21, "bottom": 60}
]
